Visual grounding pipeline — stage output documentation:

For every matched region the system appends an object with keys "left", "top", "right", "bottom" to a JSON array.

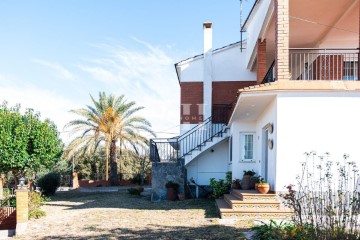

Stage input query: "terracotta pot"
[
  {"left": 250, "top": 176, "right": 259, "bottom": 189},
  {"left": 257, "top": 184, "right": 270, "bottom": 194},
  {"left": 241, "top": 175, "right": 251, "bottom": 190},
  {"left": 167, "top": 187, "right": 177, "bottom": 201}
]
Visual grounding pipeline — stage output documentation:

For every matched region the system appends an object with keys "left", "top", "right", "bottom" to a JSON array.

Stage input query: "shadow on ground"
[
  {"left": 49, "top": 191, "right": 218, "bottom": 218},
  {"left": 40, "top": 224, "right": 247, "bottom": 240}
]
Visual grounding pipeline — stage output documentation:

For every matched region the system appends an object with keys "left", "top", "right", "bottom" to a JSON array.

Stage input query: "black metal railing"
[
  {"left": 150, "top": 116, "right": 227, "bottom": 162},
  {"left": 289, "top": 48, "right": 359, "bottom": 81},
  {"left": 262, "top": 60, "right": 276, "bottom": 84}
]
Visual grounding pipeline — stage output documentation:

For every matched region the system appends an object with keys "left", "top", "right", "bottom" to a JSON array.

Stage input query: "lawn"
[{"left": 16, "top": 190, "right": 246, "bottom": 240}]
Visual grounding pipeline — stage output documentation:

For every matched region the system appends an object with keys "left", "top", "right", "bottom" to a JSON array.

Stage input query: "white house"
[{"left": 151, "top": 0, "right": 360, "bottom": 200}]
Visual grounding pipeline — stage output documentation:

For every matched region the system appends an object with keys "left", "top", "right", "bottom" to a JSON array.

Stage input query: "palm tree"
[{"left": 65, "top": 92, "right": 154, "bottom": 185}]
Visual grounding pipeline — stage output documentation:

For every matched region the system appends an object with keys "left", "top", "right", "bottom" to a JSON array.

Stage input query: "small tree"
[{"left": 0, "top": 102, "right": 63, "bottom": 184}]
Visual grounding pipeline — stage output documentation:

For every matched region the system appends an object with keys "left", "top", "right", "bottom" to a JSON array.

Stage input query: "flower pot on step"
[{"left": 256, "top": 183, "right": 270, "bottom": 194}]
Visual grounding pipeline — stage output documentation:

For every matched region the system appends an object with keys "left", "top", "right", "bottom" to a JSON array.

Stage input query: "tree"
[
  {"left": 65, "top": 92, "right": 154, "bottom": 185},
  {"left": 0, "top": 102, "right": 63, "bottom": 183}
]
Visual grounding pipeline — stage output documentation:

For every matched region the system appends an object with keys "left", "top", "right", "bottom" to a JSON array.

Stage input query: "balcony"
[{"left": 263, "top": 48, "right": 359, "bottom": 83}]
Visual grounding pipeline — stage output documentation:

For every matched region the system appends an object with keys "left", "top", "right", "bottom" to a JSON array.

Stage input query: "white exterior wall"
[
  {"left": 230, "top": 98, "right": 277, "bottom": 188},
  {"left": 186, "top": 140, "right": 230, "bottom": 185},
  {"left": 230, "top": 121, "right": 258, "bottom": 180},
  {"left": 254, "top": 98, "right": 277, "bottom": 189},
  {"left": 244, "top": 0, "right": 272, "bottom": 66},
  {"left": 179, "top": 46, "right": 256, "bottom": 83},
  {"left": 276, "top": 92, "right": 360, "bottom": 191}
]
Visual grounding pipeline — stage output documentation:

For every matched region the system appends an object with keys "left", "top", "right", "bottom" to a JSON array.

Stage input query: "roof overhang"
[{"left": 229, "top": 80, "right": 360, "bottom": 124}]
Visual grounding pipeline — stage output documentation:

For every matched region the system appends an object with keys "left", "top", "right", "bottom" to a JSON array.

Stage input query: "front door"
[{"left": 261, "top": 128, "right": 269, "bottom": 181}]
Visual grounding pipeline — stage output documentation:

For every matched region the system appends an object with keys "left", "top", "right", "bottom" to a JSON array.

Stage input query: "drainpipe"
[{"left": 203, "top": 22, "right": 213, "bottom": 120}]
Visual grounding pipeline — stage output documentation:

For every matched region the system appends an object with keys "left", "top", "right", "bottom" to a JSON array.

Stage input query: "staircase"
[
  {"left": 216, "top": 190, "right": 293, "bottom": 227},
  {"left": 150, "top": 116, "right": 229, "bottom": 164}
]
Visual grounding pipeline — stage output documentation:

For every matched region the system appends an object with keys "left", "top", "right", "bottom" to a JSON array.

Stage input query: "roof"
[
  {"left": 174, "top": 41, "right": 246, "bottom": 84},
  {"left": 241, "top": 0, "right": 261, "bottom": 31}
]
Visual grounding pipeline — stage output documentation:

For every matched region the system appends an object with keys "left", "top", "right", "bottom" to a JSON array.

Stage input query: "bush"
[
  {"left": 28, "top": 191, "right": 49, "bottom": 219},
  {"left": 281, "top": 151, "right": 360, "bottom": 239},
  {"left": 37, "top": 172, "right": 60, "bottom": 196},
  {"left": 209, "top": 172, "right": 232, "bottom": 199},
  {"left": 165, "top": 181, "right": 179, "bottom": 190},
  {"left": 251, "top": 220, "right": 305, "bottom": 240},
  {"left": 127, "top": 187, "right": 144, "bottom": 195}
]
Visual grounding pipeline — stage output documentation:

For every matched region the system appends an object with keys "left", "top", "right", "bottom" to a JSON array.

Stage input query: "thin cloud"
[
  {"left": 79, "top": 39, "right": 180, "bottom": 138},
  {"left": 32, "top": 59, "right": 75, "bottom": 80}
]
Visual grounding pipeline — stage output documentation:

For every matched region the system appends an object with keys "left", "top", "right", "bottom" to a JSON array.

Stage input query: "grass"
[{"left": 16, "top": 190, "right": 247, "bottom": 240}]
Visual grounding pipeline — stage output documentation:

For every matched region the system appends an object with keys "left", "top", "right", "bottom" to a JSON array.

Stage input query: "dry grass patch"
[{"left": 16, "top": 191, "right": 246, "bottom": 240}]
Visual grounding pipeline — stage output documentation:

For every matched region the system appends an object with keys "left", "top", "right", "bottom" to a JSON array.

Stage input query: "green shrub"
[
  {"left": 29, "top": 209, "right": 46, "bottom": 219},
  {"left": 165, "top": 181, "right": 179, "bottom": 190},
  {"left": 251, "top": 220, "right": 302, "bottom": 240},
  {"left": 127, "top": 187, "right": 144, "bottom": 195},
  {"left": 28, "top": 191, "right": 49, "bottom": 219},
  {"left": 209, "top": 171, "right": 232, "bottom": 199},
  {"left": 37, "top": 172, "right": 60, "bottom": 196}
]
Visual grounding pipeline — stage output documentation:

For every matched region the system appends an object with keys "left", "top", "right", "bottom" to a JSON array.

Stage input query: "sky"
[{"left": 0, "top": 0, "right": 254, "bottom": 143}]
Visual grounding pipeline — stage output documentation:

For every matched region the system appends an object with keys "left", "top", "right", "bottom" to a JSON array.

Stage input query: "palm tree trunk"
[
  {"left": 109, "top": 139, "right": 118, "bottom": 185},
  {"left": 105, "top": 142, "right": 109, "bottom": 181}
]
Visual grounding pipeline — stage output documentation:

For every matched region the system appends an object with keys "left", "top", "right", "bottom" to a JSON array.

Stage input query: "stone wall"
[{"left": 151, "top": 159, "right": 186, "bottom": 202}]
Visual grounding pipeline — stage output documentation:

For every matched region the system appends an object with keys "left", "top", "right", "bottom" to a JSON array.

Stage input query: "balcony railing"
[
  {"left": 262, "top": 48, "right": 359, "bottom": 83},
  {"left": 289, "top": 48, "right": 359, "bottom": 81}
]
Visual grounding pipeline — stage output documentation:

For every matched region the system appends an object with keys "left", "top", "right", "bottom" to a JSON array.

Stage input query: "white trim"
[{"left": 239, "top": 132, "right": 256, "bottom": 162}]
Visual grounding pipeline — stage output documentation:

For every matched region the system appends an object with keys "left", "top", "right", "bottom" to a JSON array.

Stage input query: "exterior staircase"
[
  {"left": 183, "top": 126, "right": 229, "bottom": 165},
  {"left": 150, "top": 116, "right": 229, "bottom": 164},
  {"left": 216, "top": 190, "right": 293, "bottom": 227}
]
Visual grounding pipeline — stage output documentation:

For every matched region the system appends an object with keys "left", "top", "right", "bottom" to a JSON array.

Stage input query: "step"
[
  {"left": 232, "top": 189, "right": 278, "bottom": 202},
  {"left": 216, "top": 199, "right": 293, "bottom": 226},
  {"left": 224, "top": 194, "right": 281, "bottom": 210}
]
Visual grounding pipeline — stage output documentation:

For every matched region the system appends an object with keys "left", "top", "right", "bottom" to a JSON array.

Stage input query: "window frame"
[{"left": 239, "top": 132, "right": 256, "bottom": 162}]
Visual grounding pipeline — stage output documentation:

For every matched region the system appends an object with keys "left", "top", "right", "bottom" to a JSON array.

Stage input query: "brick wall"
[
  {"left": 212, "top": 81, "right": 257, "bottom": 104},
  {"left": 180, "top": 82, "right": 203, "bottom": 124},
  {"left": 275, "top": 0, "right": 289, "bottom": 81},
  {"left": 180, "top": 81, "right": 257, "bottom": 124},
  {"left": 257, "top": 39, "right": 267, "bottom": 83},
  {"left": 0, "top": 207, "right": 16, "bottom": 230}
]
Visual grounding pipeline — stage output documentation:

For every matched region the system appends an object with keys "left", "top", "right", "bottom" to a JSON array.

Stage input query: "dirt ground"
[{"left": 15, "top": 190, "right": 246, "bottom": 240}]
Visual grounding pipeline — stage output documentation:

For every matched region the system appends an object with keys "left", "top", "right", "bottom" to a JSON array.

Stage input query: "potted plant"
[
  {"left": 256, "top": 177, "right": 270, "bottom": 194},
  {"left": 242, "top": 170, "right": 256, "bottom": 190},
  {"left": 250, "top": 175, "right": 260, "bottom": 189},
  {"left": 165, "top": 181, "right": 179, "bottom": 201},
  {"left": 232, "top": 179, "right": 241, "bottom": 189}
]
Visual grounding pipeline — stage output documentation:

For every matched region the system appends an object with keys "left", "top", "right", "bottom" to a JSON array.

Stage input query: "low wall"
[
  {"left": 79, "top": 180, "right": 110, "bottom": 187},
  {"left": 0, "top": 207, "right": 16, "bottom": 230},
  {"left": 151, "top": 159, "right": 186, "bottom": 201}
]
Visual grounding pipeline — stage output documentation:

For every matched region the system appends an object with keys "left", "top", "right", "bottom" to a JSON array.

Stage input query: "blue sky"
[{"left": 0, "top": 0, "right": 254, "bottom": 142}]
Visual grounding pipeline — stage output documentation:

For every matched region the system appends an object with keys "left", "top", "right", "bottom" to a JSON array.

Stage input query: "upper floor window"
[{"left": 240, "top": 132, "right": 255, "bottom": 161}]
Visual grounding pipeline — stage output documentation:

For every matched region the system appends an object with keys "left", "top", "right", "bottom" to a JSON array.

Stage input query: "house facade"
[{"left": 151, "top": 0, "right": 360, "bottom": 200}]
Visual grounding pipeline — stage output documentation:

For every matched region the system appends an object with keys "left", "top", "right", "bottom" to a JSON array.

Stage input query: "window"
[{"left": 240, "top": 133, "right": 255, "bottom": 161}]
